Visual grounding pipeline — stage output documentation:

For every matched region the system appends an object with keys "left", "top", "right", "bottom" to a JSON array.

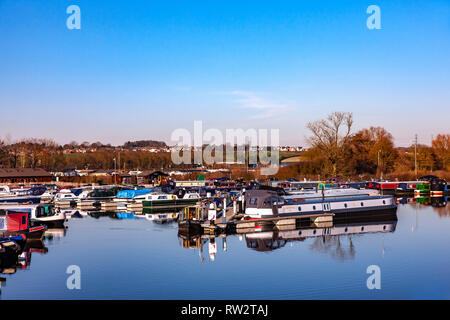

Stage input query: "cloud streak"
[{"left": 227, "top": 90, "right": 291, "bottom": 119}]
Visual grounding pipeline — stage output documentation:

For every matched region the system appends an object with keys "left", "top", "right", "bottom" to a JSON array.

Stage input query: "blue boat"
[{"left": 115, "top": 212, "right": 135, "bottom": 219}]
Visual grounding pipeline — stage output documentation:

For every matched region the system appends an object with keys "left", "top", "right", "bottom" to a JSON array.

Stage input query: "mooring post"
[{"left": 223, "top": 197, "right": 226, "bottom": 223}]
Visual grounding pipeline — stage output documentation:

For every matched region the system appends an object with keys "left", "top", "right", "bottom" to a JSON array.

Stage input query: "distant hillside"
[{"left": 123, "top": 140, "right": 167, "bottom": 149}]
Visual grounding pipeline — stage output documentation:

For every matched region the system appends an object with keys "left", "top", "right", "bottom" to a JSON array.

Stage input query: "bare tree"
[{"left": 306, "top": 112, "right": 353, "bottom": 176}]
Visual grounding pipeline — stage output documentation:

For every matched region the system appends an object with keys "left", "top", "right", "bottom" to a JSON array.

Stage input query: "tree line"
[
  {"left": 277, "top": 112, "right": 449, "bottom": 180},
  {"left": 0, "top": 114, "right": 449, "bottom": 180}
]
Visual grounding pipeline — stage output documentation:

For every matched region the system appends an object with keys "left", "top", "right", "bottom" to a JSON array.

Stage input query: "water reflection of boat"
[
  {"left": 145, "top": 212, "right": 179, "bottom": 224},
  {"left": 430, "top": 196, "right": 447, "bottom": 208},
  {"left": 115, "top": 212, "right": 135, "bottom": 219},
  {"left": 23, "top": 239, "right": 48, "bottom": 254},
  {"left": 177, "top": 232, "right": 218, "bottom": 263},
  {"left": 88, "top": 211, "right": 116, "bottom": 219},
  {"left": 44, "top": 226, "right": 68, "bottom": 240},
  {"left": 245, "top": 219, "right": 397, "bottom": 252},
  {"left": 403, "top": 196, "right": 448, "bottom": 207},
  {"left": 178, "top": 207, "right": 204, "bottom": 235},
  {"left": 0, "top": 237, "right": 48, "bottom": 294},
  {"left": 178, "top": 210, "right": 398, "bottom": 262}
]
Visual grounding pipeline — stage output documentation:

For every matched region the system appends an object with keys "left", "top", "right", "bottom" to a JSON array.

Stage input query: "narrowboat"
[
  {"left": 139, "top": 192, "right": 201, "bottom": 209},
  {"left": 285, "top": 187, "right": 380, "bottom": 199},
  {"left": 430, "top": 179, "right": 447, "bottom": 197},
  {"left": 287, "top": 181, "right": 337, "bottom": 191},
  {"left": 338, "top": 182, "right": 367, "bottom": 189},
  {"left": 366, "top": 181, "right": 399, "bottom": 192},
  {"left": 414, "top": 182, "right": 431, "bottom": 195},
  {"left": 244, "top": 189, "right": 397, "bottom": 220}
]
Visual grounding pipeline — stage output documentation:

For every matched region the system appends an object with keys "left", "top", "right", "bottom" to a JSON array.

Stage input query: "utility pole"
[
  {"left": 377, "top": 150, "right": 381, "bottom": 180},
  {"left": 118, "top": 151, "right": 121, "bottom": 171},
  {"left": 414, "top": 134, "right": 418, "bottom": 179}
]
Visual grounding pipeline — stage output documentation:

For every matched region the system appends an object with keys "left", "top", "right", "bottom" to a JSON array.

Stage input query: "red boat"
[
  {"left": 366, "top": 182, "right": 399, "bottom": 190},
  {"left": 0, "top": 210, "right": 47, "bottom": 240}
]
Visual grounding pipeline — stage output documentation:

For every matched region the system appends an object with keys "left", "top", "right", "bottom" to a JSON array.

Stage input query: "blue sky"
[{"left": 0, "top": 0, "right": 449, "bottom": 146}]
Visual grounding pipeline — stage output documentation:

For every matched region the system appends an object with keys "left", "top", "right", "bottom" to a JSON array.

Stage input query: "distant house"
[
  {"left": 0, "top": 168, "right": 52, "bottom": 184},
  {"left": 63, "top": 167, "right": 78, "bottom": 177},
  {"left": 138, "top": 170, "right": 169, "bottom": 185}
]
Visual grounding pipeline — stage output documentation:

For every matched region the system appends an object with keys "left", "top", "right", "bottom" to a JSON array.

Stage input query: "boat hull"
[
  {"left": 0, "top": 225, "right": 47, "bottom": 240},
  {"left": 253, "top": 205, "right": 397, "bottom": 219},
  {"left": 0, "top": 196, "right": 41, "bottom": 204},
  {"left": 178, "top": 220, "right": 203, "bottom": 235},
  {"left": 142, "top": 199, "right": 200, "bottom": 209}
]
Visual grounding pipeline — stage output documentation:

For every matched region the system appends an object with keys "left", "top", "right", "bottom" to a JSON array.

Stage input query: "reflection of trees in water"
[
  {"left": 432, "top": 205, "right": 450, "bottom": 217},
  {"left": 427, "top": 197, "right": 449, "bottom": 217},
  {"left": 309, "top": 235, "right": 356, "bottom": 261}
]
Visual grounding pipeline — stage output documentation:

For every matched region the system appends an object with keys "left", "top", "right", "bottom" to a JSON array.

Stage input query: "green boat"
[
  {"left": 415, "top": 182, "right": 430, "bottom": 195},
  {"left": 140, "top": 193, "right": 202, "bottom": 209},
  {"left": 416, "top": 196, "right": 431, "bottom": 205}
]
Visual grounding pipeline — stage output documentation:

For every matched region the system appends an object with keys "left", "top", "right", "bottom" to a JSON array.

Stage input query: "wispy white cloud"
[{"left": 226, "top": 90, "right": 291, "bottom": 119}]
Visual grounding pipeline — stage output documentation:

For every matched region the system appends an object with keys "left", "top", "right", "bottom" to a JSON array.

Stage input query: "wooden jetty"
[
  {"left": 77, "top": 200, "right": 98, "bottom": 210},
  {"left": 100, "top": 201, "right": 118, "bottom": 211},
  {"left": 54, "top": 200, "right": 75, "bottom": 208},
  {"left": 127, "top": 202, "right": 143, "bottom": 212}
]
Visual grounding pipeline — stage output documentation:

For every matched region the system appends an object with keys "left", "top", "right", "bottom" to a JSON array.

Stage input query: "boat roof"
[{"left": 285, "top": 195, "right": 392, "bottom": 205}]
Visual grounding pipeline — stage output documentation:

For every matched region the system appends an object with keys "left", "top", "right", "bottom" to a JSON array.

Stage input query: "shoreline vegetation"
[{"left": 1, "top": 113, "right": 449, "bottom": 183}]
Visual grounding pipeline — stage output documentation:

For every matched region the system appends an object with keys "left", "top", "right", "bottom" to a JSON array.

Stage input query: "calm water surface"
[{"left": 1, "top": 197, "right": 449, "bottom": 299}]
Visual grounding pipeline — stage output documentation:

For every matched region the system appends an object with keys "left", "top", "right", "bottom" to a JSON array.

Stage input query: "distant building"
[
  {"left": 0, "top": 168, "right": 52, "bottom": 184},
  {"left": 138, "top": 170, "right": 169, "bottom": 184}
]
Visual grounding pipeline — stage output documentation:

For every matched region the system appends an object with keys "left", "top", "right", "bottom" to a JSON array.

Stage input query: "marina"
[
  {"left": 0, "top": 176, "right": 449, "bottom": 299},
  {"left": 0, "top": 193, "right": 448, "bottom": 299},
  {"left": 0, "top": 0, "right": 449, "bottom": 307}
]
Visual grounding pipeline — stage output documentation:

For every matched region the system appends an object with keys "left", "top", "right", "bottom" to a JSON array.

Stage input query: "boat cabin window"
[
  {"left": 263, "top": 197, "right": 272, "bottom": 208},
  {"left": 248, "top": 240, "right": 258, "bottom": 248},
  {"left": 248, "top": 198, "right": 258, "bottom": 206},
  {"left": 158, "top": 195, "right": 167, "bottom": 199},
  {"left": 36, "top": 206, "right": 54, "bottom": 217}
]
